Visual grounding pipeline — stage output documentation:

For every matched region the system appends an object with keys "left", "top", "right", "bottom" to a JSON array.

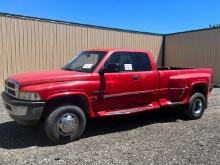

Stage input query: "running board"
[
  {"left": 159, "top": 99, "right": 183, "bottom": 107},
  {"left": 97, "top": 102, "right": 160, "bottom": 117}
]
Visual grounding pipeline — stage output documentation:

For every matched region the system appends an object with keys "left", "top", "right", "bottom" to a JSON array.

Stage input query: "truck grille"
[{"left": 4, "top": 79, "right": 19, "bottom": 98}]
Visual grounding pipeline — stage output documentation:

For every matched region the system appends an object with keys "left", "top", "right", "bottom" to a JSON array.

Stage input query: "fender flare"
[
  {"left": 189, "top": 81, "right": 208, "bottom": 95},
  {"left": 46, "top": 91, "right": 96, "bottom": 117}
]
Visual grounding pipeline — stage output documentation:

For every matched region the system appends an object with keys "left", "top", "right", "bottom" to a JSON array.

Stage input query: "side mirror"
[{"left": 99, "top": 63, "right": 120, "bottom": 74}]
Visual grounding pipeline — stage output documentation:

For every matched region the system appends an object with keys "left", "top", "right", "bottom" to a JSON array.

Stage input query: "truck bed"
[
  {"left": 157, "top": 66, "right": 194, "bottom": 70},
  {"left": 157, "top": 67, "right": 212, "bottom": 104}
]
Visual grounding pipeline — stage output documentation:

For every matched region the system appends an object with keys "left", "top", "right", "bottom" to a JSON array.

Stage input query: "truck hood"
[{"left": 10, "top": 70, "right": 91, "bottom": 86}]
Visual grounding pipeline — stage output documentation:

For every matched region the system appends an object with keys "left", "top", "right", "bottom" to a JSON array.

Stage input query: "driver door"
[{"left": 94, "top": 51, "right": 142, "bottom": 111}]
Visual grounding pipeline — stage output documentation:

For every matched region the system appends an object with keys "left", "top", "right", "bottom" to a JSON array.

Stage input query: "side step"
[{"left": 97, "top": 102, "right": 160, "bottom": 117}]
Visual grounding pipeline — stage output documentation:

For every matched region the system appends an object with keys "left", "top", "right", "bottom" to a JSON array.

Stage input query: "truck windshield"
[{"left": 62, "top": 51, "right": 107, "bottom": 72}]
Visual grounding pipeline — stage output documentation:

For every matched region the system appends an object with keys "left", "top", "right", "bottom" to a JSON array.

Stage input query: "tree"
[{"left": 209, "top": 24, "right": 220, "bottom": 28}]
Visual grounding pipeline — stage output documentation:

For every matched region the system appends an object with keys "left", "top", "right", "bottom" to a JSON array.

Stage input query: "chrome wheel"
[
  {"left": 192, "top": 99, "right": 203, "bottom": 115},
  {"left": 57, "top": 113, "right": 79, "bottom": 136}
]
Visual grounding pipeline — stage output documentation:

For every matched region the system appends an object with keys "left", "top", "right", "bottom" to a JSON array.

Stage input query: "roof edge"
[
  {"left": 1, "top": 12, "right": 219, "bottom": 37},
  {"left": 0, "top": 12, "right": 163, "bottom": 36},
  {"left": 165, "top": 26, "right": 220, "bottom": 36}
]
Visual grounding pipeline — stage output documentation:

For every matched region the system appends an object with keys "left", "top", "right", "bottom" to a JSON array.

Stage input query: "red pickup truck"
[{"left": 2, "top": 48, "right": 213, "bottom": 143}]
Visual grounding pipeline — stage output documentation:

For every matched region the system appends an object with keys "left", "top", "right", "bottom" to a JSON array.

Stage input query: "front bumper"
[{"left": 1, "top": 91, "right": 45, "bottom": 121}]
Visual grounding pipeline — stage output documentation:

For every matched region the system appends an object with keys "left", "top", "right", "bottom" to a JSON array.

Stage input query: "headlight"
[{"left": 18, "top": 91, "right": 41, "bottom": 101}]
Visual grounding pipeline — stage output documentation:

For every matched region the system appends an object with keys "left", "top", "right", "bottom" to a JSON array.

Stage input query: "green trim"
[
  {"left": 0, "top": 12, "right": 163, "bottom": 36},
  {"left": 0, "top": 12, "right": 219, "bottom": 38},
  {"left": 165, "top": 27, "right": 220, "bottom": 36}
]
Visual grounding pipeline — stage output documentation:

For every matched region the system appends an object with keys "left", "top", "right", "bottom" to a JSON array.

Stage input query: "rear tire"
[
  {"left": 44, "top": 104, "right": 86, "bottom": 144},
  {"left": 184, "top": 93, "right": 206, "bottom": 120}
]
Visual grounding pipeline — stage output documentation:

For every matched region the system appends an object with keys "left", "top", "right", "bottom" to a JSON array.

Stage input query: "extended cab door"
[
  {"left": 131, "top": 52, "right": 159, "bottom": 106},
  {"left": 95, "top": 51, "right": 142, "bottom": 111}
]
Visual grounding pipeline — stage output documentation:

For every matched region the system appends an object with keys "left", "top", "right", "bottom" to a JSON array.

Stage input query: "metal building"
[
  {"left": 0, "top": 13, "right": 163, "bottom": 86},
  {"left": 165, "top": 28, "right": 220, "bottom": 84},
  {"left": 0, "top": 12, "right": 220, "bottom": 86}
]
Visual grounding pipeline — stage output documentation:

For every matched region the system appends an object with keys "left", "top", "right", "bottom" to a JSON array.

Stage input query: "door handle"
[{"left": 133, "top": 75, "right": 140, "bottom": 80}]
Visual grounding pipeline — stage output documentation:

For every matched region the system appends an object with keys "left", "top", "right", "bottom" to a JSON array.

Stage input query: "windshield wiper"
[
  {"left": 61, "top": 67, "right": 74, "bottom": 71},
  {"left": 62, "top": 67, "right": 90, "bottom": 72}
]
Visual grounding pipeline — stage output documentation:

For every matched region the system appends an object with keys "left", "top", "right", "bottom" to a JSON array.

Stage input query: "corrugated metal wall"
[
  {"left": 1, "top": 13, "right": 219, "bottom": 86},
  {"left": 0, "top": 14, "right": 163, "bottom": 86},
  {"left": 165, "top": 28, "right": 220, "bottom": 84}
]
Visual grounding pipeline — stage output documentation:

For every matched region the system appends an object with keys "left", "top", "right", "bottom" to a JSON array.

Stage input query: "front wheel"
[
  {"left": 184, "top": 93, "right": 206, "bottom": 120},
  {"left": 44, "top": 105, "right": 86, "bottom": 144}
]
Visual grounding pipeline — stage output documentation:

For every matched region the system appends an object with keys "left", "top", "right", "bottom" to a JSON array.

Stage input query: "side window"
[
  {"left": 132, "top": 52, "right": 152, "bottom": 71},
  {"left": 104, "top": 51, "right": 152, "bottom": 72},
  {"left": 105, "top": 52, "right": 134, "bottom": 72}
]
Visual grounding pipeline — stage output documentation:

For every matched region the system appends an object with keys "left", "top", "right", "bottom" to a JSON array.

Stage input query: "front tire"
[
  {"left": 184, "top": 93, "right": 206, "bottom": 120},
  {"left": 44, "top": 105, "right": 86, "bottom": 144}
]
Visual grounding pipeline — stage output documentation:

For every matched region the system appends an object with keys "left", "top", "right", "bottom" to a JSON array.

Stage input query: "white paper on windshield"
[
  {"left": 82, "top": 64, "right": 93, "bottom": 69},
  {"left": 124, "top": 64, "right": 133, "bottom": 71}
]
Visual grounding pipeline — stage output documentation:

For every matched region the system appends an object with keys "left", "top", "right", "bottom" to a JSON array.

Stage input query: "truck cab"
[{"left": 1, "top": 48, "right": 213, "bottom": 143}]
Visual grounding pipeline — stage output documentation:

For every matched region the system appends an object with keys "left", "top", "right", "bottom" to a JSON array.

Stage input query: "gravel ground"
[{"left": 0, "top": 89, "right": 219, "bottom": 165}]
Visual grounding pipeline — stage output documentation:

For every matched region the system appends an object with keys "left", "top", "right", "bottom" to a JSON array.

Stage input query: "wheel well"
[
  {"left": 42, "top": 95, "right": 90, "bottom": 119},
  {"left": 191, "top": 84, "right": 208, "bottom": 97}
]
